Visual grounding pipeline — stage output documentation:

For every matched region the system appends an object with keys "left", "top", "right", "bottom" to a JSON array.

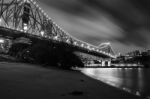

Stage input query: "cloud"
[{"left": 38, "top": 0, "right": 150, "bottom": 53}]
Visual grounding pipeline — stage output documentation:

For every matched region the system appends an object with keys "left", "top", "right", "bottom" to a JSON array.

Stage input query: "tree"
[
  {"left": 22, "top": 41, "right": 84, "bottom": 69},
  {"left": 8, "top": 43, "right": 30, "bottom": 57}
]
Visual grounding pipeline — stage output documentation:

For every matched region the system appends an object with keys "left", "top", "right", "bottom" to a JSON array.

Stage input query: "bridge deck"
[{"left": 0, "top": 26, "right": 110, "bottom": 58}]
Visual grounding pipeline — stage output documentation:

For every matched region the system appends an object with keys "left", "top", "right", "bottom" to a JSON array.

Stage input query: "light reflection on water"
[{"left": 81, "top": 68, "right": 150, "bottom": 97}]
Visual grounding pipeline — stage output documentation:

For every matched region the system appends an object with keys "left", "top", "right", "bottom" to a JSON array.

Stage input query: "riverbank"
[
  {"left": 0, "top": 54, "right": 18, "bottom": 62},
  {"left": 0, "top": 62, "right": 143, "bottom": 99}
]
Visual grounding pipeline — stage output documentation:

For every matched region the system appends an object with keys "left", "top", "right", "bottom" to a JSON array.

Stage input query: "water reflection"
[{"left": 81, "top": 68, "right": 150, "bottom": 97}]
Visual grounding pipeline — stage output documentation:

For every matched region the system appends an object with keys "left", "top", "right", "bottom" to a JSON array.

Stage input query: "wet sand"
[{"left": 0, "top": 62, "right": 143, "bottom": 99}]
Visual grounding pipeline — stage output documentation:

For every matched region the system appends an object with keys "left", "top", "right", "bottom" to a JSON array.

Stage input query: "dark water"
[{"left": 81, "top": 68, "right": 150, "bottom": 98}]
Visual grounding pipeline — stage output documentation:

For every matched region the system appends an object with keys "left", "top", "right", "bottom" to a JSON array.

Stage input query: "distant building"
[
  {"left": 127, "top": 50, "right": 141, "bottom": 57},
  {"left": 141, "top": 50, "right": 150, "bottom": 56}
]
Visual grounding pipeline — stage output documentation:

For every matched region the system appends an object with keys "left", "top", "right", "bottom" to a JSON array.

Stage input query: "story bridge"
[{"left": 0, "top": 0, "right": 116, "bottom": 66}]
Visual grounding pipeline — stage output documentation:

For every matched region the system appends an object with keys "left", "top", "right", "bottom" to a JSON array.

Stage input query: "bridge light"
[
  {"left": 16, "top": 28, "right": 19, "bottom": 31},
  {"left": 24, "top": 0, "right": 29, "bottom": 3},
  {"left": 54, "top": 36, "right": 58, "bottom": 40},
  {"left": 44, "top": 13, "right": 46, "bottom": 16},
  {"left": 20, "top": 29, "right": 23, "bottom": 32},
  {"left": 23, "top": 23, "right": 28, "bottom": 32},
  {"left": 36, "top": 4, "right": 39, "bottom": 7},
  {"left": 103, "top": 51, "right": 106, "bottom": 54},
  {"left": 101, "top": 51, "right": 104, "bottom": 54},
  {"left": 40, "top": 31, "right": 44, "bottom": 36},
  {"left": 66, "top": 39, "right": 70, "bottom": 43},
  {"left": 0, "top": 39, "right": 4, "bottom": 43},
  {"left": 106, "top": 53, "right": 109, "bottom": 56},
  {"left": 33, "top": 1, "right": 36, "bottom": 5},
  {"left": 105, "top": 42, "right": 110, "bottom": 45},
  {"left": 46, "top": 15, "right": 49, "bottom": 18},
  {"left": 81, "top": 44, "right": 84, "bottom": 47},
  {"left": 74, "top": 42, "right": 77, "bottom": 45},
  {"left": 41, "top": 10, "right": 44, "bottom": 13}
]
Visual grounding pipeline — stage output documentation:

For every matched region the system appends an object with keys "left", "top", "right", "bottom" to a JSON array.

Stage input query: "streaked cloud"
[{"left": 37, "top": 0, "right": 150, "bottom": 53}]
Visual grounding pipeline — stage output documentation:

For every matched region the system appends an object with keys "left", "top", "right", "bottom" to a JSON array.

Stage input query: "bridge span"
[{"left": 0, "top": 0, "right": 116, "bottom": 60}]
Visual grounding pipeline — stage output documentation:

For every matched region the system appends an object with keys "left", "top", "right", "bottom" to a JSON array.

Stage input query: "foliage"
[
  {"left": 8, "top": 43, "right": 30, "bottom": 57},
  {"left": 135, "top": 56, "right": 150, "bottom": 67},
  {"left": 9, "top": 41, "right": 84, "bottom": 69}
]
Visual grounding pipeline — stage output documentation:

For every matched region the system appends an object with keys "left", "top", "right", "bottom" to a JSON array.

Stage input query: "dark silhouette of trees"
[
  {"left": 8, "top": 43, "right": 30, "bottom": 57},
  {"left": 10, "top": 41, "right": 84, "bottom": 69},
  {"left": 135, "top": 56, "right": 150, "bottom": 68}
]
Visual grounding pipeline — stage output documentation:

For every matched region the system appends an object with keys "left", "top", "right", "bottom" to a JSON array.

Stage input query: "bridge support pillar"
[
  {"left": 102, "top": 61, "right": 105, "bottom": 67},
  {"left": 107, "top": 61, "right": 111, "bottom": 67},
  {"left": 101, "top": 59, "right": 111, "bottom": 67}
]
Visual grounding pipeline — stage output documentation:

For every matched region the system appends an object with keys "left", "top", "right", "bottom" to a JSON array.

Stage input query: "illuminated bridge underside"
[{"left": 0, "top": 0, "right": 116, "bottom": 58}]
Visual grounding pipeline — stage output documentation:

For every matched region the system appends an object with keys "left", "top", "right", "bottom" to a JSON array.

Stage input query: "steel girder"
[{"left": 0, "top": 0, "right": 72, "bottom": 43}]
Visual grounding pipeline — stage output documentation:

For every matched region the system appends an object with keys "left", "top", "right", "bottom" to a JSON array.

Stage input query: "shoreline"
[
  {"left": 0, "top": 62, "right": 143, "bottom": 99},
  {"left": 80, "top": 69, "right": 147, "bottom": 98}
]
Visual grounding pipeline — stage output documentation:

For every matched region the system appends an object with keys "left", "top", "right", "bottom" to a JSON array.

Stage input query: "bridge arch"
[{"left": 0, "top": 0, "right": 116, "bottom": 59}]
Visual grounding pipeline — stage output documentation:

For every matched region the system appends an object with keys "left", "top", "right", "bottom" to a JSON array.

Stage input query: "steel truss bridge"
[{"left": 0, "top": 0, "right": 116, "bottom": 59}]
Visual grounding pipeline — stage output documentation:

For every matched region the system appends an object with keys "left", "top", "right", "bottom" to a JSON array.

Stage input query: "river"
[{"left": 81, "top": 68, "right": 150, "bottom": 98}]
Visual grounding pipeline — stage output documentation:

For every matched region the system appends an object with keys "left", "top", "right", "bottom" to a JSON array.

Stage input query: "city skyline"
[{"left": 37, "top": 0, "right": 150, "bottom": 54}]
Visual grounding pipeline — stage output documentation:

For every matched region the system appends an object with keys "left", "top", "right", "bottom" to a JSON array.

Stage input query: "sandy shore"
[{"left": 0, "top": 62, "right": 143, "bottom": 99}]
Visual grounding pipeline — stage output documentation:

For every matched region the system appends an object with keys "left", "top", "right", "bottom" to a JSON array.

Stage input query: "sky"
[{"left": 36, "top": 0, "right": 150, "bottom": 54}]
